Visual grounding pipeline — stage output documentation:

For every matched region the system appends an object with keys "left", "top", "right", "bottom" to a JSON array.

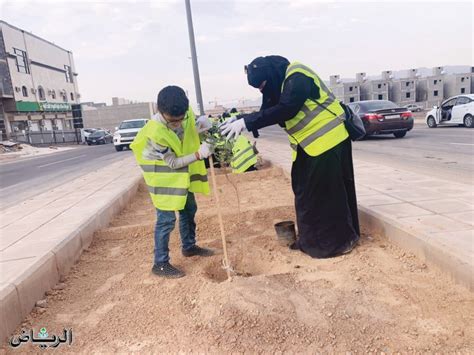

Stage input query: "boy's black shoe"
[
  {"left": 152, "top": 262, "right": 185, "bottom": 278},
  {"left": 182, "top": 245, "right": 214, "bottom": 257}
]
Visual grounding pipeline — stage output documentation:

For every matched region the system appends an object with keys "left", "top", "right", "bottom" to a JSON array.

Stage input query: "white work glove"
[
  {"left": 197, "top": 142, "right": 213, "bottom": 159},
  {"left": 220, "top": 118, "right": 246, "bottom": 141},
  {"left": 196, "top": 115, "right": 212, "bottom": 133},
  {"left": 218, "top": 115, "right": 238, "bottom": 128}
]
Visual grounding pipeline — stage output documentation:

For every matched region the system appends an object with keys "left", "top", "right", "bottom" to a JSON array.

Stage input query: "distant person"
[
  {"left": 221, "top": 55, "right": 360, "bottom": 258},
  {"left": 220, "top": 111, "right": 231, "bottom": 124},
  {"left": 230, "top": 107, "right": 239, "bottom": 116},
  {"left": 130, "top": 86, "right": 214, "bottom": 278}
]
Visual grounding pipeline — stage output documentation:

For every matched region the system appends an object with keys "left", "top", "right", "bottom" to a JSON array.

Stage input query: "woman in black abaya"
[{"left": 221, "top": 55, "right": 360, "bottom": 258}]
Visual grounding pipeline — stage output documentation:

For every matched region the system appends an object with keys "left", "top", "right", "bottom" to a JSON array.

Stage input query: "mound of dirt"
[{"left": 4, "top": 165, "right": 473, "bottom": 353}]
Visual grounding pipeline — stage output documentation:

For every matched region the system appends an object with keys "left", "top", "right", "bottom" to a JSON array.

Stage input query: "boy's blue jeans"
[{"left": 154, "top": 193, "right": 197, "bottom": 264}]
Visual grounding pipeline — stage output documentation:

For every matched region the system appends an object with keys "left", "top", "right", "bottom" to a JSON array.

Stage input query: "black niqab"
[{"left": 246, "top": 55, "right": 290, "bottom": 109}]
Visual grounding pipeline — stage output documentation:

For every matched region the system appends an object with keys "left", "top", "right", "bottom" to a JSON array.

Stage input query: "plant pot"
[{"left": 274, "top": 221, "right": 296, "bottom": 246}]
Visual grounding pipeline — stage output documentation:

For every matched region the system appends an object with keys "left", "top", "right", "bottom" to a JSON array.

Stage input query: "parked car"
[
  {"left": 80, "top": 128, "right": 97, "bottom": 144},
  {"left": 425, "top": 94, "right": 474, "bottom": 128},
  {"left": 86, "top": 130, "right": 113, "bottom": 145},
  {"left": 347, "top": 100, "right": 414, "bottom": 138},
  {"left": 404, "top": 103, "right": 424, "bottom": 112},
  {"left": 113, "top": 118, "right": 148, "bottom": 151}
]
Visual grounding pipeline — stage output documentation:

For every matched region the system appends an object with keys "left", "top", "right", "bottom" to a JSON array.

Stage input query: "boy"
[{"left": 131, "top": 86, "right": 214, "bottom": 278}]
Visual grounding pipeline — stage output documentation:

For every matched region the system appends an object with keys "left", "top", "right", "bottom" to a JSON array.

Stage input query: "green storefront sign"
[{"left": 16, "top": 101, "right": 72, "bottom": 112}]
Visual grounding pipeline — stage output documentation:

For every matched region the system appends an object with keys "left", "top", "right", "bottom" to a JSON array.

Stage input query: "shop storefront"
[{"left": 8, "top": 101, "right": 77, "bottom": 144}]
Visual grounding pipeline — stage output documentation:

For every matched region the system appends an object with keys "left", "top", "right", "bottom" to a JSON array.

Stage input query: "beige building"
[
  {"left": 82, "top": 101, "right": 156, "bottom": 132},
  {"left": 0, "top": 20, "right": 80, "bottom": 142},
  {"left": 416, "top": 67, "right": 444, "bottom": 108},
  {"left": 329, "top": 75, "right": 360, "bottom": 104}
]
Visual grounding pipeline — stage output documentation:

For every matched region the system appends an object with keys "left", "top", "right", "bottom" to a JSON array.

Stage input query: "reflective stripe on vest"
[
  {"left": 299, "top": 113, "right": 345, "bottom": 148},
  {"left": 147, "top": 185, "right": 188, "bottom": 196},
  {"left": 190, "top": 174, "right": 208, "bottom": 182},
  {"left": 233, "top": 154, "right": 256, "bottom": 171},
  {"left": 283, "top": 62, "right": 348, "bottom": 159},
  {"left": 140, "top": 165, "right": 188, "bottom": 173},
  {"left": 231, "top": 145, "right": 253, "bottom": 162},
  {"left": 285, "top": 96, "right": 336, "bottom": 135},
  {"left": 231, "top": 136, "right": 257, "bottom": 173}
]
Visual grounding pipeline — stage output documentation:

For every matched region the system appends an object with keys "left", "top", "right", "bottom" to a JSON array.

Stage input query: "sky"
[{"left": 1, "top": 0, "right": 472, "bottom": 110}]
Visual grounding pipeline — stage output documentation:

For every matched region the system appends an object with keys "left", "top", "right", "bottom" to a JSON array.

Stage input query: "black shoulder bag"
[
  {"left": 339, "top": 102, "right": 366, "bottom": 141},
  {"left": 312, "top": 97, "right": 366, "bottom": 141}
]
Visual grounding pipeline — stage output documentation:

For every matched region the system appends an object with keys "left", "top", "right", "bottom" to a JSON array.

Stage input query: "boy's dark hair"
[
  {"left": 157, "top": 86, "right": 189, "bottom": 116},
  {"left": 230, "top": 107, "right": 237, "bottom": 113}
]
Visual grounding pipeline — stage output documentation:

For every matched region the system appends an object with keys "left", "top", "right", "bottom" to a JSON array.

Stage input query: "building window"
[
  {"left": 38, "top": 86, "right": 45, "bottom": 100},
  {"left": 64, "top": 65, "right": 73, "bottom": 83},
  {"left": 434, "top": 90, "right": 438, "bottom": 97},
  {"left": 349, "top": 86, "right": 353, "bottom": 92},
  {"left": 349, "top": 97, "right": 354, "bottom": 102},
  {"left": 62, "top": 91, "right": 68, "bottom": 102},
  {"left": 434, "top": 80, "right": 437, "bottom": 85},
  {"left": 461, "top": 77, "right": 465, "bottom": 82},
  {"left": 406, "top": 92, "right": 411, "bottom": 98},
  {"left": 378, "top": 94, "right": 383, "bottom": 100},
  {"left": 70, "top": 92, "right": 74, "bottom": 101},
  {"left": 405, "top": 82, "right": 410, "bottom": 87},
  {"left": 461, "top": 88, "right": 465, "bottom": 94},
  {"left": 13, "top": 48, "right": 30, "bottom": 74},
  {"left": 21, "top": 86, "right": 28, "bottom": 97},
  {"left": 377, "top": 84, "right": 381, "bottom": 89},
  {"left": 51, "top": 90, "right": 56, "bottom": 99}
]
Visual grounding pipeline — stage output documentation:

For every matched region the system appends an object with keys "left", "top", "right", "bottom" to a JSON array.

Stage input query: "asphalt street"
[
  {"left": 1, "top": 121, "right": 472, "bottom": 210},
  {"left": 258, "top": 121, "right": 474, "bottom": 185},
  {"left": 0, "top": 144, "right": 133, "bottom": 210}
]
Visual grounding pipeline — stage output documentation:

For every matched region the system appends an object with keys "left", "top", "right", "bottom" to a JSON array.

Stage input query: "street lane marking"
[
  {"left": 450, "top": 143, "right": 474, "bottom": 146},
  {"left": 38, "top": 155, "right": 87, "bottom": 168}
]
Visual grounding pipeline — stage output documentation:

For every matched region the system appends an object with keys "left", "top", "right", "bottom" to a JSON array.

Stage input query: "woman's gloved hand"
[
  {"left": 218, "top": 115, "right": 238, "bottom": 128},
  {"left": 220, "top": 118, "right": 246, "bottom": 141}
]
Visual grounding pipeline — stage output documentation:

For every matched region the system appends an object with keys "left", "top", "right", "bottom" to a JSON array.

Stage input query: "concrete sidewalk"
[
  {"left": 0, "top": 156, "right": 142, "bottom": 341},
  {"left": 256, "top": 137, "right": 473, "bottom": 290}
]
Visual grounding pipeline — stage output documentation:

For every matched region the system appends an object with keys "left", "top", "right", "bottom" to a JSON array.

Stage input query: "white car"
[
  {"left": 426, "top": 94, "right": 474, "bottom": 128},
  {"left": 113, "top": 118, "right": 148, "bottom": 151}
]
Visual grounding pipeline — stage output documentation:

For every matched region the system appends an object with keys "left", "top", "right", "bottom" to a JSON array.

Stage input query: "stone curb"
[{"left": 0, "top": 172, "right": 142, "bottom": 343}]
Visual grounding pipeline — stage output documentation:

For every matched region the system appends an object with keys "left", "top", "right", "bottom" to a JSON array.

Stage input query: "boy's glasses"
[{"left": 164, "top": 115, "right": 187, "bottom": 129}]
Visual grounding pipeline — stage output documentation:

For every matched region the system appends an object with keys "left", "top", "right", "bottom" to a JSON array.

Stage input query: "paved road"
[
  {"left": 258, "top": 122, "right": 474, "bottom": 184},
  {"left": 0, "top": 144, "right": 133, "bottom": 210}
]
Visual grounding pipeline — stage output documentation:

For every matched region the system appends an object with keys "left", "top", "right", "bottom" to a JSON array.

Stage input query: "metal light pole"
[{"left": 185, "top": 0, "right": 205, "bottom": 116}]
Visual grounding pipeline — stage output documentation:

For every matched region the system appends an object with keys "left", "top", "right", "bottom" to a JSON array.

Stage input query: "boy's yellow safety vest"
[
  {"left": 283, "top": 62, "right": 349, "bottom": 161},
  {"left": 130, "top": 108, "right": 209, "bottom": 211}
]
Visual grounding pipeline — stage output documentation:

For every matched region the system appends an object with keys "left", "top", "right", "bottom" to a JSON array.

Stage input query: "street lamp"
[{"left": 185, "top": 0, "right": 205, "bottom": 116}]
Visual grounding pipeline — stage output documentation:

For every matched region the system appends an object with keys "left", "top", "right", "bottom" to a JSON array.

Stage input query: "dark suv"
[{"left": 348, "top": 100, "right": 414, "bottom": 138}]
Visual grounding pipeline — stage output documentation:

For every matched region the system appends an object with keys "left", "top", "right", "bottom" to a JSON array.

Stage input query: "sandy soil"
[{"left": 3, "top": 165, "right": 473, "bottom": 353}]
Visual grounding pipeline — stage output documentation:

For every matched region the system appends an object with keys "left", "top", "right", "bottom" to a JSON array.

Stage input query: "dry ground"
[{"left": 2, "top": 165, "right": 473, "bottom": 353}]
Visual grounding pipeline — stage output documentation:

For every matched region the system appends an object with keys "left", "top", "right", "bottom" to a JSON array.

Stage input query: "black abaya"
[{"left": 291, "top": 138, "right": 359, "bottom": 258}]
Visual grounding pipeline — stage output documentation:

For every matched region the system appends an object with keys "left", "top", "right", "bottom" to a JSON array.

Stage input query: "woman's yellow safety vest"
[
  {"left": 283, "top": 62, "right": 349, "bottom": 161},
  {"left": 230, "top": 135, "right": 257, "bottom": 173},
  {"left": 130, "top": 108, "right": 209, "bottom": 211}
]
